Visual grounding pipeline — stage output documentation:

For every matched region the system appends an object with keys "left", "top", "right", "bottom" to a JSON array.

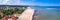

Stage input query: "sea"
[{"left": 31, "top": 6, "right": 60, "bottom": 20}]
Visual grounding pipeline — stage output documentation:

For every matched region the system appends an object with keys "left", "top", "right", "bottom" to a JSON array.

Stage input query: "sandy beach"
[{"left": 17, "top": 7, "right": 34, "bottom": 20}]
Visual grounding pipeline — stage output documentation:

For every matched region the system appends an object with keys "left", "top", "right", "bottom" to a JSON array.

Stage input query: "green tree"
[{"left": 0, "top": 7, "right": 27, "bottom": 19}]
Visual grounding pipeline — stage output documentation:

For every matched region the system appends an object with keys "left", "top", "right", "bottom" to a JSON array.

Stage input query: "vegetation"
[{"left": 0, "top": 7, "right": 27, "bottom": 19}]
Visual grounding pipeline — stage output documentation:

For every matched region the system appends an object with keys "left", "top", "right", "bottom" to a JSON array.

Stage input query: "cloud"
[
  {"left": 0, "top": 0, "right": 36, "bottom": 5},
  {"left": 0, "top": 0, "right": 60, "bottom": 6},
  {"left": 0, "top": 0, "right": 10, "bottom": 5}
]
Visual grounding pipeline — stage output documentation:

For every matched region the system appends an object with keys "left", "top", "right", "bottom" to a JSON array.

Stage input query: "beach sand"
[{"left": 17, "top": 7, "right": 34, "bottom": 20}]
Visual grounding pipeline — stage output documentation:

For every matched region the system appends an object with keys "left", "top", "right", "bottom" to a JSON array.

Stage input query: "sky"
[{"left": 0, "top": 0, "right": 60, "bottom": 6}]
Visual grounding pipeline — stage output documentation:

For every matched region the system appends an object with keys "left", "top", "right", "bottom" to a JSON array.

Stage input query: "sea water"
[{"left": 32, "top": 6, "right": 60, "bottom": 20}]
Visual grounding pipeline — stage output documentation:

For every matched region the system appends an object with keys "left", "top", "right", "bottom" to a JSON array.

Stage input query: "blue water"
[{"left": 32, "top": 6, "right": 60, "bottom": 20}]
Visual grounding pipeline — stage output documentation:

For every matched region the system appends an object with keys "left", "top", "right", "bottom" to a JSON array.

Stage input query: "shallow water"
[{"left": 33, "top": 8, "right": 60, "bottom": 20}]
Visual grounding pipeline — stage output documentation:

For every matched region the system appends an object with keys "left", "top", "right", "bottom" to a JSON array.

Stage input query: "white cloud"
[
  {"left": 0, "top": 0, "right": 36, "bottom": 5},
  {"left": 0, "top": 0, "right": 10, "bottom": 5},
  {"left": 0, "top": 0, "right": 60, "bottom": 6}
]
